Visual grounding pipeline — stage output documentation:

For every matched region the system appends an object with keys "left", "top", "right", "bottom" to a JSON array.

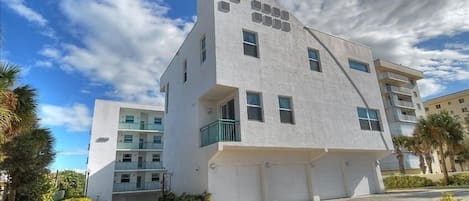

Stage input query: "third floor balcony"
[
  {"left": 115, "top": 161, "right": 163, "bottom": 171},
  {"left": 379, "top": 72, "right": 410, "bottom": 86},
  {"left": 385, "top": 85, "right": 412, "bottom": 96},
  {"left": 118, "top": 122, "right": 164, "bottom": 132},
  {"left": 200, "top": 119, "right": 240, "bottom": 147}
]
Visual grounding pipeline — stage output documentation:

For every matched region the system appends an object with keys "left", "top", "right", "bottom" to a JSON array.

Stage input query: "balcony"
[
  {"left": 200, "top": 119, "right": 240, "bottom": 147},
  {"left": 379, "top": 72, "right": 410, "bottom": 86},
  {"left": 119, "top": 122, "right": 164, "bottom": 131},
  {"left": 113, "top": 182, "right": 161, "bottom": 193},
  {"left": 386, "top": 85, "right": 412, "bottom": 96},
  {"left": 397, "top": 114, "right": 417, "bottom": 123},
  {"left": 115, "top": 161, "right": 163, "bottom": 170},
  {"left": 394, "top": 99, "right": 414, "bottom": 109},
  {"left": 116, "top": 142, "right": 163, "bottom": 150}
]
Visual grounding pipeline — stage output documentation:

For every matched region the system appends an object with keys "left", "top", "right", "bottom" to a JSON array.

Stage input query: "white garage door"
[
  {"left": 211, "top": 166, "right": 262, "bottom": 201},
  {"left": 316, "top": 156, "right": 347, "bottom": 200},
  {"left": 267, "top": 165, "right": 309, "bottom": 201},
  {"left": 347, "top": 160, "right": 375, "bottom": 196}
]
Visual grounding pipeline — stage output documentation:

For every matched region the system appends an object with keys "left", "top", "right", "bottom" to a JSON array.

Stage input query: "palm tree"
[
  {"left": 405, "top": 136, "right": 427, "bottom": 174},
  {"left": 0, "top": 63, "right": 21, "bottom": 134},
  {"left": 414, "top": 122, "right": 436, "bottom": 174},
  {"left": 392, "top": 136, "right": 410, "bottom": 174}
]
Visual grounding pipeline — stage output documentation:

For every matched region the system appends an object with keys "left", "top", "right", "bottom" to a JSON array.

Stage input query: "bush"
[
  {"left": 159, "top": 192, "right": 211, "bottom": 201},
  {"left": 440, "top": 192, "right": 463, "bottom": 201},
  {"left": 446, "top": 173, "right": 469, "bottom": 186},
  {"left": 384, "top": 176, "right": 434, "bottom": 189},
  {"left": 61, "top": 197, "right": 92, "bottom": 201}
]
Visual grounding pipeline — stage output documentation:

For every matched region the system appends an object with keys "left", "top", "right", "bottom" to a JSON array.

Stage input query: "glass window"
[
  {"left": 183, "top": 59, "right": 188, "bottom": 83},
  {"left": 154, "top": 118, "right": 162, "bottom": 124},
  {"left": 308, "top": 48, "right": 321, "bottom": 72},
  {"left": 153, "top": 136, "right": 162, "bottom": 144},
  {"left": 246, "top": 92, "right": 263, "bottom": 121},
  {"left": 122, "top": 154, "right": 132, "bottom": 162},
  {"left": 125, "top": 115, "right": 134, "bottom": 123},
  {"left": 121, "top": 174, "right": 130, "bottom": 183},
  {"left": 436, "top": 104, "right": 441, "bottom": 109},
  {"left": 243, "top": 31, "right": 258, "bottom": 57},
  {"left": 165, "top": 84, "right": 169, "bottom": 113},
  {"left": 151, "top": 173, "right": 160, "bottom": 182},
  {"left": 349, "top": 60, "right": 369, "bottom": 72},
  {"left": 279, "top": 96, "right": 294, "bottom": 124},
  {"left": 459, "top": 98, "right": 465, "bottom": 104},
  {"left": 152, "top": 154, "right": 161, "bottom": 162},
  {"left": 357, "top": 108, "right": 381, "bottom": 131},
  {"left": 462, "top": 108, "right": 468, "bottom": 112},
  {"left": 123, "top": 135, "right": 133, "bottom": 143},
  {"left": 201, "top": 36, "right": 207, "bottom": 63}
]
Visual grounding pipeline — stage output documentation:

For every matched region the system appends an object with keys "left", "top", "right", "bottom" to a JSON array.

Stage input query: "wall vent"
[
  {"left": 281, "top": 22, "right": 291, "bottom": 32},
  {"left": 252, "top": 12, "right": 263, "bottom": 23},
  {"left": 262, "top": 3, "right": 271, "bottom": 14},
  {"left": 229, "top": 0, "right": 240, "bottom": 3},
  {"left": 263, "top": 15, "right": 273, "bottom": 26},
  {"left": 281, "top": 11, "right": 290, "bottom": 20},
  {"left": 218, "top": 1, "right": 230, "bottom": 12},
  {"left": 273, "top": 19, "right": 282, "bottom": 29},
  {"left": 272, "top": 7, "right": 281, "bottom": 17},
  {"left": 251, "top": 0, "right": 262, "bottom": 10}
]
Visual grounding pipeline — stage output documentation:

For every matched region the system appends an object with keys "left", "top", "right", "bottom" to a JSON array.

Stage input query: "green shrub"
[
  {"left": 384, "top": 175, "right": 434, "bottom": 189},
  {"left": 61, "top": 197, "right": 92, "bottom": 201},
  {"left": 440, "top": 192, "right": 463, "bottom": 201},
  {"left": 446, "top": 173, "right": 469, "bottom": 186},
  {"left": 158, "top": 192, "right": 211, "bottom": 201}
]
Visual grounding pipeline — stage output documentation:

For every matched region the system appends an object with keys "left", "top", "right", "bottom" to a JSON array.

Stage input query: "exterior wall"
[{"left": 86, "top": 100, "right": 164, "bottom": 201}]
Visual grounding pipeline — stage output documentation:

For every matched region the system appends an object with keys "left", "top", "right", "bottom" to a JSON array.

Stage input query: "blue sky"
[{"left": 1, "top": 0, "right": 468, "bottom": 172}]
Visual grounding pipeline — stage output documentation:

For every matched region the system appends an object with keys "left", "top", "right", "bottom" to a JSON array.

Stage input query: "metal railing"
[
  {"left": 113, "top": 182, "right": 161, "bottom": 192},
  {"left": 116, "top": 142, "right": 163, "bottom": 150},
  {"left": 380, "top": 72, "right": 409, "bottom": 83},
  {"left": 386, "top": 85, "right": 411, "bottom": 95},
  {"left": 398, "top": 114, "right": 417, "bottom": 122},
  {"left": 200, "top": 119, "right": 240, "bottom": 147},
  {"left": 395, "top": 100, "right": 414, "bottom": 108},
  {"left": 118, "top": 122, "right": 164, "bottom": 131},
  {"left": 115, "top": 162, "right": 163, "bottom": 170}
]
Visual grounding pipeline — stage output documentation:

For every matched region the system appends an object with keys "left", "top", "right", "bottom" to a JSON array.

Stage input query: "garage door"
[
  {"left": 316, "top": 156, "right": 347, "bottom": 200},
  {"left": 347, "top": 160, "right": 375, "bottom": 196},
  {"left": 267, "top": 164, "right": 309, "bottom": 201},
  {"left": 211, "top": 166, "right": 262, "bottom": 201}
]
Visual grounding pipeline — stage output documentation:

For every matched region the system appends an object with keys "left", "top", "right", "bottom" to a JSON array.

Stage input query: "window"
[
  {"left": 121, "top": 174, "right": 130, "bottom": 183},
  {"left": 436, "top": 104, "right": 441, "bottom": 109},
  {"left": 165, "top": 84, "right": 169, "bottom": 113},
  {"left": 153, "top": 136, "right": 162, "bottom": 144},
  {"left": 183, "top": 59, "right": 188, "bottom": 83},
  {"left": 201, "top": 36, "right": 207, "bottom": 63},
  {"left": 357, "top": 108, "right": 381, "bottom": 131},
  {"left": 151, "top": 173, "right": 160, "bottom": 182},
  {"left": 152, "top": 154, "right": 161, "bottom": 162},
  {"left": 123, "top": 135, "right": 133, "bottom": 143},
  {"left": 462, "top": 108, "right": 468, "bottom": 112},
  {"left": 278, "top": 96, "right": 294, "bottom": 124},
  {"left": 413, "top": 92, "right": 418, "bottom": 97},
  {"left": 122, "top": 154, "right": 132, "bottom": 162},
  {"left": 243, "top": 31, "right": 258, "bottom": 57},
  {"left": 425, "top": 107, "right": 429, "bottom": 112},
  {"left": 448, "top": 101, "right": 452, "bottom": 105},
  {"left": 125, "top": 115, "right": 134, "bottom": 123},
  {"left": 410, "top": 80, "right": 416, "bottom": 85},
  {"left": 308, "top": 48, "right": 321, "bottom": 72},
  {"left": 349, "top": 60, "right": 369, "bottom": 72},
  {"left": 459, "top": 98, "right": 465, "bottom": 104},
  {"left": 450, "top": 110, "right": 454, "bottom": 114},
  {"left": 416, "top": 103, "right": 422, "bottom": 110},
  {"left": 247, "top": 92, "right": 263, "bottom": 121},
  {"left": 154, "top": 118, "right": 162, "bottom": 124}
]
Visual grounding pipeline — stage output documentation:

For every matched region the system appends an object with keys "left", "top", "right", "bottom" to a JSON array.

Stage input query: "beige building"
[
  {"left": 375, "top": 59, "right": 441, "bottom": 174},
  {"left": 424, "top": 89, "right": 469, "bottom": 172}
]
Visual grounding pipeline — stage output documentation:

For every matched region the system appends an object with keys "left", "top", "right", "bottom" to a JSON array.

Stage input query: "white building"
[
  {"left": 375, "top": 60, "right": 441, "bottom": 174},
  {"left": 160, "top": 0, "right": 394, "bottom": 200},
  {"left": 86, "top": 100, "right": 165, "bottom": 201}
]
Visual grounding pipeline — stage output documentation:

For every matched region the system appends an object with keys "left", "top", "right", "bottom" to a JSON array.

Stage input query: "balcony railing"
[
  {"left": 113, "top": 182, "right": 161, "bottom": 192},
  {"left": 115, "top": 161, "right": 163, "bottom": 170},
  {"left": 386, "top": 85, "right": 412, "bottom": 95},
  {"left": 117, "top": 142, "right": 163, "bottom": 150},
  {"left": 379, "top": 72, "right": 410, "bottom": 83},
  {"left": 395, "top": 100, "right": 414, "bottom": 108},
  {"left": 200, "top": 119, "right": 240, "bottom": 147},
  {"left": 398, "top": 114, "right": 417, "bottom": 122},
  {"left": 119, "top": 122, "right": 164, "bottom": 131}
]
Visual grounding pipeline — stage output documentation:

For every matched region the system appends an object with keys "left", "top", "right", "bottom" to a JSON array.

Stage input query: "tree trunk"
[
  {"left": 396, "top": 150, "right": 405, "bottom": 174},
  {"left": 439, "top": 144, "right": 450, "bottom": 185},
  {"left": 419, "top": 154, "right": 426, "bottom": 174},
  {"left": 449, "top": 154, "right": 457, "bottom": 172},
  {"left": 425, "top": 154, "right": 433, "bottom": 174},
  {"left": 7, "top": 186, "right": 15, "bottom": 201}
]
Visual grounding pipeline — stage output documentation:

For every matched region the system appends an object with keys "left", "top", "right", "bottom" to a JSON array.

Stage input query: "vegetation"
[
  {"left": 159, "top": 192, "right": 212, "bottom": 201},
  {"left": 446, "top": 173, "right": 469, "bottom": 186},
  {"left": 392, "top": 136, "right": 410, "bottom": 174},
  {"left": 61, "top": 198, "right": 92, "bottom": 201},
  {"left": 383, "top": 175, "right": 434, "bottom": 189},
  {"left": 440, "top": 193, "right": 463, "bottom": 201},
  {"left": 57, "top": 170, "right": 86, "bottom": 199}
]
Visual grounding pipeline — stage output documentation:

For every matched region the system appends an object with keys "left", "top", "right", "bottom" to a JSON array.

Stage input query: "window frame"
[
  {"left": 165, "top": 84, "right": 169, "bottom": 113},
  {"left": 348, "top": 59, "right": 370, "bottom": 73},
  {"left": 278, "top": 96, "right": 294, "bottom": 124},
  {"left": 122, "top": 154, "right": 132, "bottom": 162},
  {"left": 121, "top": 174, "right": 130, "bottom": 183},
  {"left": 124, "top": 115, "right": 134, "bottom": 123},
  {"left": 246, "top": 92, "right": 263, "bottom": 121},
  {"left": 242, "top": 30, "right": 259, "bottom": 58},
  {"left": 357, "top": 107, "right": 381, "bottom": 131},
  {"left": 183, "top": 59, "right": 188, "bottom": 83},
  {"left": 152, "top": 154, "right": 161, "bottom": 162},
  {"left": 201, "top": 36, "right": 207, "bottom": 63},
  {"left": 153, "top": 135, "right": 162, "bottom": 144},
  {"left": 307, "top": 48, "right": 321, "bottom": 72},
  {"left": 154, "top": 117, "right": 162, "bottom": 124},
  {"left": 436, "top": 104, "right": 441, "bottom": 109},
  {"left": 151, "top": 173, "right": 160, "bottom": 182},
  {"left": 123, "top": 135, "right": 133, "bottom": 143},
  {"left": 459, "top": 98, "right": 465, "bottom": 104}
]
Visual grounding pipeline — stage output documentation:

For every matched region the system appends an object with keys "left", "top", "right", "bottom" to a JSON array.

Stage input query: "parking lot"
[{"left": 328, "top": 188, "right": 469, "bottom": 201}]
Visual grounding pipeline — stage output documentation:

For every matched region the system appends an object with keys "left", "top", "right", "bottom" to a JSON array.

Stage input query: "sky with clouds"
[{"left": 1, "top": 0, "right": 468, "bottom": 171}]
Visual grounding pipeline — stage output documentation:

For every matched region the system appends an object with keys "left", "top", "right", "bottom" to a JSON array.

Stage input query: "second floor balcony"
[
  {"left": 386, "top": 85, "right": 412, "bottom": 96},
  {"left": 200, "top": 119, "right": 240, "bottom": 147},
  {"left": 113, "top": 182, "right": 161, "bottom": 193},
  {"left": 397, "top": 114, "right": 417, "bottom": 123},
  {"left": 117, "top": 142, "right": 163, "bottom": 150},
  {"left": 115, "top": 161, "right": 163, "bottom": 170},
  {"left": 119, "top": 122, "right": 164, "bottom": 132}
]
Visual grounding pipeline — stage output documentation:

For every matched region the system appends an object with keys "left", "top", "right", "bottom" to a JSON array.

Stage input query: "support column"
[
  {"left": 307, "top": 163, "right": 321, "bottom": 201},
  {"left": 373, "top": 160, "right": 385, "bottom": 194},
  {"left": 259, "top": 164, "right": 268, "bottom": 201}
]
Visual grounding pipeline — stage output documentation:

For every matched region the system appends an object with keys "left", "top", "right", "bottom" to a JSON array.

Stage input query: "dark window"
[
  {"left": 201, "top": 36, "right": 207, "bottom": 63},
  {"left": 152, "top": 154, "right": 161, "bottom": 162},
  {"left": 436, "top": 104, "right": 441, "bottom": 109},
  {"left": 349, "top": 60, "right": 369, "bottom": 72},
  {"left": 425, "top": 107, "right": 429, "bottom": 112},
  {"left": 243, "top": 31, "right": 258, "bottom": 57},
  {"left": 357, "top": 108, "right": 381, "bottom": 131},
  {"left": 153, "top": 136, "right": 162, "bottom": 144},
  {"left": 462, "top": 108, "right": 468, "bottom": 112},
  {"left": 247, "top": 92, "right": 263, "bottom": 121},
  {"left": 308, "top": 48, "right": 321, "bottom": 72},
  {"left": 151, "top": 173, "right": 160, "bottom": 182},
  {"left": 278, "top": 96, "right": 294, "bottom": 124},
  {"left": 154, "top": 118, "right": 162, "bottom": 124},
  {"left": 165, "top": 84, "right": 169, "bottom": 113},
  {"left": 125, "top": 115, "right": 134, "bottom": 123},
  {"left": 123, "top": 135, "right": 133, "bottom": 143},
  {"left": 459, "top": 98, "right": 465, "bottom": 104},
  {"left": 122, "top": 154, "right": 132, "bottom": 162},
  {"left": 183, "top": 59, "right": 188, "bottom": 83},
  {"left": 121, "top": 174, "right": 130, "bottom": 183}
]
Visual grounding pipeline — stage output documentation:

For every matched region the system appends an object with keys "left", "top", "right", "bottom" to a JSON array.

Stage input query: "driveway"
[{"left": 327, "top": 188, "right": 469, "bottom": 201}]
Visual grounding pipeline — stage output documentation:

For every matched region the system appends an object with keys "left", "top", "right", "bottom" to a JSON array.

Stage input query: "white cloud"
[
  {"left": 57, "top": 149, "right": 88, "bottom": 156},
  {"left": 40, "top": 103, "right": 92, "bottom": 132},
  {"left": 34, "top": 60, "right": 53, "bottom": 67},
  {"left": 2, "top": 0, "right": 47, "bottom": 26},
  {"left": 39, "top": 47, "right": 61, "bottom": 59},
  {"left": 40, "top": 0, "right": 194, "bottom": 105},
  {"left": 279, "top": 0, "right": 469, "bottom": 97}
]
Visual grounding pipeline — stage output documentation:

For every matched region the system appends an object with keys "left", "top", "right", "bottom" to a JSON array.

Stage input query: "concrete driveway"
[{"left": 327, "top": 188, "right": 469, "bottom": 201}]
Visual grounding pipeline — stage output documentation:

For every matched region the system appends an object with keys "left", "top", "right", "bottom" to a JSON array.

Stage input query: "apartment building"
[
  {"left": 424, "top": 89, "right": 469, "bottom": 171},
  {"left": 160, "top": 0, "right": 393, "bottom": 200},
  {"left": 375, "top": 60, "right": 441, "bottom": 173},
  {"left": 86, "top": 100, "right": 165, "bottom": 201}
]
